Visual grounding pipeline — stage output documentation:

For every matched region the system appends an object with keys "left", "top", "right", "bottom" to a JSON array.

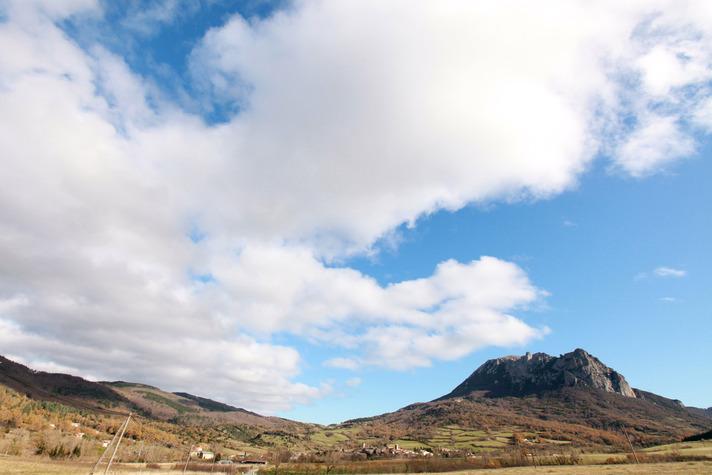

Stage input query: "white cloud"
[
  {"left": 637, "top": 266, "right": 688, "bottom": 280},
  {"left": 1, "top": 0, "right": 98, "bottom": 20},
  {"left": 345, "top": 377, "right": 362, "bottom": 388},
  {"left": 654, "top": 266, "right": 687, "bottom": 278},
  {"left": 324, "top": 358, "right": 360, "bottom": 371},
  {"left": 659, "top": 296, "right": 678, "bottom": 302},
  {"left": 636, "top": 44, "right": 712, "bottom": 97},
  {"left": 119, "top": 0, "right": 203, "bottom": 36},
  {"left": 614, "top": 115, "right": 695, "bottom": 177},
  {"left": 185, "top": 0, "right": 712, "bottom": 251},
  {"left": 1, "top": 0, "right": 712, "bottom": 411},
  {"left": 692, "top": 96, "right": 712, "bottom": 131},
  {"left": 607, "top": 4, "right": 712, "bottom": 175}
]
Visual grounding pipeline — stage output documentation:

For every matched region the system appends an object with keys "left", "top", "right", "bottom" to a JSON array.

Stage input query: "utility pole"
[
  {"left": 104, "top": 413, "right": 132, "bottom": 474},
  {"left": 623, "top": 429, "right": 639, "bottom": 464},
  {"left": 89, "top": 414, "right": 130, "bottom": 475},
  {"left": 183, "top": 444, "right": 195, "bottom": 474}
]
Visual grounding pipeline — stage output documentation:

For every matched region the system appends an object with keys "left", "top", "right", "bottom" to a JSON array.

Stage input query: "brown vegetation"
[{"left": 349, "top": 387, "right": 710, "bottom": 451}]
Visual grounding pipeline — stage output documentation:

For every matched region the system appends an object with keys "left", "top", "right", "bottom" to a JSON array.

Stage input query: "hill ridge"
[{"left": 0, "top": 354, "right": 286, "bottom": 428}]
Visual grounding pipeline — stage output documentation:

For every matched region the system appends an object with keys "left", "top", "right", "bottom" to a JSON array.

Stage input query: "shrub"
[
  {"left": 48, "top": 443, "right": 69, "bottom": 459},
  {"left": 34, "top": 437, "right": 47, "bottom": 455}
]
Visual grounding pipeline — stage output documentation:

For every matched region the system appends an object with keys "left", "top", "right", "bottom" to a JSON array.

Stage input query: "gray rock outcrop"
[{"left": 441, "top": 348, "right": 636, "bottom": 398}]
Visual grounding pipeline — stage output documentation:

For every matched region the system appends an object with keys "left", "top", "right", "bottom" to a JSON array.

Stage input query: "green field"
[
  {"left": 409, "top": 425, "right": 516, "bottom": 452},
  {"left": 300, "top": 424, "right": 527, "bottom": 452}
]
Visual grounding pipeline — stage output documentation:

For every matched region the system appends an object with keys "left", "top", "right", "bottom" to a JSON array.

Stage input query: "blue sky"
[
  {"left": 284, "top": 155, "right": 712, "bottom": 423},
  {"left": 0, "top": 0, "right": 710, "bottom": 422}
]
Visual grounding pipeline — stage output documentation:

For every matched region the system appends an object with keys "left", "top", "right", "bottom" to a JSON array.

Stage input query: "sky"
[{"left": 0, "top": 0, "right": 710, "bottom": 424}]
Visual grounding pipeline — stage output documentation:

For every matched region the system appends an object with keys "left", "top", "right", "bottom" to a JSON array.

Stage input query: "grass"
[
  {"left": 538, "top": 438, "right": 572, "bottom": 445},
  {"left": 1, "top": 453, "right": 712, "bottom": 474},
  {"left": 393, "top": 439, "right": 432, "bottom": 449},
  {"left": 641, "top": 439, "right": 712, "bottom": 454},
  {"left": 441, "top": 462, "right": 712, "bottom": 473},
  {"left": 309, "top": 430, "right": 351, "bottom": 446},
  {"left": 427, "top": 425, "right": 516, "bottom": 450},
  {"left": 137, "top": 390, "right": 196, "bottom": 414},
  {"left": 0, "top": 458, "right": 249, "bottom": 474},
  {"left": 580, "top": 439, "right": 712, "bottom": 465}
]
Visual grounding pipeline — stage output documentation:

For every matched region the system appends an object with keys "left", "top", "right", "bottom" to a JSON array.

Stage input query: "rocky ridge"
[{"left": 441, "top": 348, "right": 636, "bottom": 398}]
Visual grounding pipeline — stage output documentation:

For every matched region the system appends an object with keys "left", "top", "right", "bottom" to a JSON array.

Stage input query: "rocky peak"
[{"left": 441, "top": 349, "right": 636, "bottom": 399}]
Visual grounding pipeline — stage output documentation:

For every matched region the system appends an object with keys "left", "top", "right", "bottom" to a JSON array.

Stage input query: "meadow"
[
  {"left": 0, "top": 458, "right": 711, "bottom": 474},
  {"left": 0, "top": 439, "right": 709, "bottom": 474}
]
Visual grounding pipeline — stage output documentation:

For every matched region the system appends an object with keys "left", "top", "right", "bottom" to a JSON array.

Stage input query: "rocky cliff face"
[{"left": 441, "top": 349, "right": 636, "bottom": 398}]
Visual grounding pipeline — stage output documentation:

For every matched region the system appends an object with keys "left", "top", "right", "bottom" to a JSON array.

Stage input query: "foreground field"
[
  {"left": 1, "top": 458, "right": 712, "bottom": 474},
  {"left": 1, "top": 440, "right": 710, "bottom": 474},
  {"left": 579, "top": 439, "right": 712, "bottom": 464},
  {"left": 450, "top": 463, "right": 712, "bottom": 474},
  {"left": 0, "top": 458, "right": 241, "bottom": 474}
]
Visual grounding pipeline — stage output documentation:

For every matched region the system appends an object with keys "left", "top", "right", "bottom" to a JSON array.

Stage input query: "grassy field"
[
  {"left": 447, "top": 462, "right": 712, "bottom": 474},
  {"left": 302, "top": 424, "right": 525, "bottom": 452},
  {"left": 580, "top": 439, "right": 712, "bottom": 464},
  {"left": 1, "top": 458, "right": 711, "bottom": 474},
  {"left": 428, "top": 425, "right": 510, "bottom": 451},
  {"left": 641, "top": 439, "right": 712, "bottom": 456},
  {"left": 0, "top": 440, "right": 710, "bottom": 474},
  {"left": 0, "top": 458, "right": 249, "bottom": 474},
  {"left": 308, "top": 424, "right": 592, "bottom": 454}
]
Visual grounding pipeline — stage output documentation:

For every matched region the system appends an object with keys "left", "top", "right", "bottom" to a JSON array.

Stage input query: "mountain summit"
[
  {"left": 346, "top": 348, "right": 709, "bottom": 450},
  {"left": 441, "top": 348, "right": 635, "bottom": 399}
]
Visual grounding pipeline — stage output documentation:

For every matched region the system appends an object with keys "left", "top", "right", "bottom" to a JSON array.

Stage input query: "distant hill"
[
  {"left": 2, "top": 350, "right": 710, "bottom": 454},
  {"left": 0, "top": 355, "right": 315, "bottom": 459},
  {"left": 0, "top": 355, "right": 289, "bottom": 429},
  {"left": 0, "top": 355, "right": 130, "bottom": 413},
  {"left": 686, "top": 406, "right": 712, "bottom": 420},
  {"left": 345, "top": 349, "right": 711, "bottom": 450},
  {"left": 106, "top": 382, "right": 287, "bottom": 428},
  {"left": 173, "top": 392, "right": 243, "bottom": 412}
]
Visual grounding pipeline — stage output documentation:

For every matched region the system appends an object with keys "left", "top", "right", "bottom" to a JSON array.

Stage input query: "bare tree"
[
  {"left": 270, "top": 447, "right": 292, "bottom": 474},
  {"left": 324, "top": 450, "right": 342, "bottom": 474}
]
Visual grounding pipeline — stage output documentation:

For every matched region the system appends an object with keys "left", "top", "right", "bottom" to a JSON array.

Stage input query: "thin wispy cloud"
[
  {"left": 654, "top": 267, "right": 687, "bottom": 278},
  {"left": 345, "top": 377, "right": 362, "bottom": 388},
  {"left": 324, "top": 358, "right": 361, "bottom": 371},
  {"left": 636, "top": 266, "right": 687, "bottom": 280}
]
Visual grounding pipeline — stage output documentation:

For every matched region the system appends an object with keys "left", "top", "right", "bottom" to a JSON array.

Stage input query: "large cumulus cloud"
[{"left": 1, "top": 0, "right": 712, "bottom": 412}]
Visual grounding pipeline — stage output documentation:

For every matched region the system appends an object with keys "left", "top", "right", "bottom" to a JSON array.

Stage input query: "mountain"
[
  {"left": 687, "top": 406, "right": 712, "bottom": 420},
  {"left": 345, "top": 349, "right": 711, "bottom": 451},
  {"left": 0, "top": 355, "right": 130, "bottom": 413},
  {"left": 106, "top": 381, "right": 288, "bottom": 428},
  {"left": 0, "top": 355, "right": 286, "bottom": 429},
  {"left": 173, "top": 392, "right": 243, "bottom": 412},
  {"left": 441, "top": 349, "right": 635, "bottom": 399},
  {"left": 0, "top": 355, "right": 320, "bottom": 460},
  {"left": 2, "top": 350, "right": 710, "bottom": 454}
]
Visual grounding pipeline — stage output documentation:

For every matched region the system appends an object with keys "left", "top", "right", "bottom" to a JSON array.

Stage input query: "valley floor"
[
  {"left": 1, "top": 459, "right": 712, "bottom": 475},
  {"left": 1, "top": 440, "right": 711, "bottom": 474},
  {"left": 449, "top": 462, "right": 712, "bottom": 474}
]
